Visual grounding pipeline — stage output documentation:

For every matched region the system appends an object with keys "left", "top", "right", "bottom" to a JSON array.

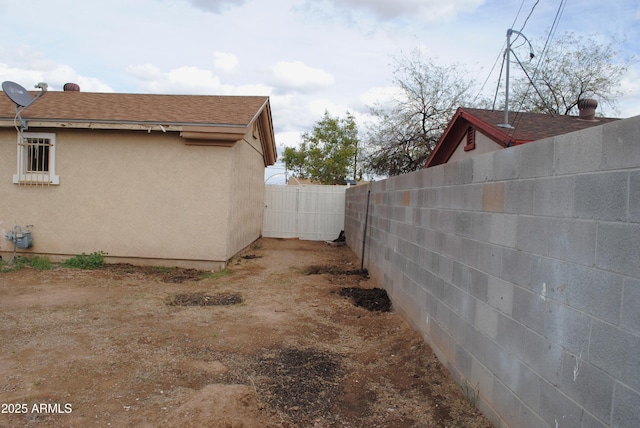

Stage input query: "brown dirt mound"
[
  {"left": 167, "top": 292, "right": 243, "bottom": 306},
  {"left": 306, "top": 265, "right": 369, "bottom": 277},
  {"left": 339, "top": 287, "right": 392, "bottom": 312},
  {"left": 254, "top": 347, "right": 342, "bottom": 424}
]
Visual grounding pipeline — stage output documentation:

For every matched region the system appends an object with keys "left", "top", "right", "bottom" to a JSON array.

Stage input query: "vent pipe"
[
  {"left": 63, "top": 82, "right": 80, "bottom": 92},
  {"left": 578, "top": 99, "right": 598, "bottom": 120}
]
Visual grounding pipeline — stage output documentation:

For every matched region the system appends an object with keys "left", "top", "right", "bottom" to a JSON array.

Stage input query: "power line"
[
  {"left": 511, "top": 0, "right": 567, "bottom": 130},
  {"left": 519, "top": 0, "right": 540, "bottom": 33}
]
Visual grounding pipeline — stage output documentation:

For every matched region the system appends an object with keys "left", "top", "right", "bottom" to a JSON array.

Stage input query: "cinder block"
[
  {"left": 475, "top": 300, "right": 498, "bottom": 340},
  {"left": 512, "top": 285, "right": 545, "bottom": 335},
  {"left": 488, "top": 276, "right": 514, "bottom": 315},
  {"left": 630, "top": 171, "right": 640, "bottom": 223},
  {"left": 455, "top": 343, "right": 473, "bottom": 379},
  {"left": 496, "top": 312, "right": 526, "bottom": 359},
  {"left": 466, "top": 325, "right": 488, "bottom": 364},
  {"left": 501, "top": 248, "right": 533, "bottom": 288},
  {"left": 596, "top": 223, "right": 640, "bottom": 278},
  {"left": 455, "top": 211, "right": 474, "bottom": 238},
  {"left": 523, "top": 218, "right": 597, "bottom": 266},
  {"left": 516, "top": 215, "right": 553, "bottom": 256},
  {"left": 482, "top": 182, "right": 505, "bottom": 212},
  {"left": 460, "top": 237, "right": 480, "bottom": 269},
  {"left": 544, "top": 300, "right": 592, "bottom": 356},
  {"left": 547, "top": 219, "right": 597, "bottom": 266},
  {"left": 575, "top": 171, "right": 629, "bottom": 221},
  {"left": 532, "top": 176, "right": 576, "bottom": 217},
  {"left": 589, "top": 320, "right": 640, "bottom": 393},
  {"left": 505, "top": 179, "right": 535, "bottom": 214},
  {"left": 469, "top": 267, "right": 490, "bottom": 303},
  {"left": 524, "top": 330, "right": 563, "bottom": 386},
  {"left": 517, "top": 137, "right": 555, "bottom": 178},
  {"left": 560, "top": 352, "right": 614, "bottom": 423},
  {"left": 443, "top": 185, "right": 465, "bottom": 209},
  {"left": 611, "top": 382, "right": 640, "bottom": 428},
  {"left": 510, "top": 363, "right": 544, "bottom": 415},
  {"left": 554, "top": 125, "right": 603, "bottom": 175},
  {"left": 490, "top": 213, "right": 518, "bottom": 248},
  {"left": 452, "top": 260, "right": 470, "bottom": 290},
  {"left": 435, "top": 298, "right": 452, "bottom": 327},
  {"left": 437, "top": 256, "right": 453, "bottom": 283},
  {"left": 429, "top": 164, "right": 445, "bottom": 187},
  {"left": 560, "top": 264, "right": 623, "bottom": 325},
  {"left": 470, "top": 356, "right": 495, "bottom": 400},
  {"left": 491, "top": 378, "right": 522, "bottom": 428},
  {"left": 463, "top": 183, "right": 484, "bottom": 211},
  {"left": 445, "top": 283, "right": 465, "bottom": 314},
  {"left": 472, "top": 152, "right": 495, "bottom": 183},
  {"left": 581, "top": 412, "right": 608, "bottom": 428},
  {"left": 477, "top": 243, "right": 502, "bottom": 278},
  {"left": 444, "top": 158, "right": 474, "bottom": 185},
  {"left": 518, "top": 405, "right": 549, "bottom": 428},
  {"left": 601, "top": 115, "right": 640, "bottom": 170},
  {"left": 539, "top": 379, "right": 584, "bottom": 428},
  {"left": 493, "top": 146, "right": 522, "bottom": 181},
  {"left": 622, "top": 277, "right": 640, "bottom": 334}
]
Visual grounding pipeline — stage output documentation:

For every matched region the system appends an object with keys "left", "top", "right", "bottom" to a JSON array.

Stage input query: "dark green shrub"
[{"left": 62, "top": 251, "right": 107, "bottom": 269}]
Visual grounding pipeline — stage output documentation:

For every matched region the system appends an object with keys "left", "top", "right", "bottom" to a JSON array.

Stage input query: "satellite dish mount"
[{"left": 2, "top": 81, "right": 48, "bottom": 132}]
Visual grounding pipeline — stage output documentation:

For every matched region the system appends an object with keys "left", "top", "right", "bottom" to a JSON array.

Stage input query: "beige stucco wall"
[
  {"left": 0, "top": 127, "right": 266, "bottom": 269},
  {"left": 447, "top": 130, "right": 504, "bottom": 163},
  {"left": 226, "top": 132, "right": 266, "bottom": 259}
]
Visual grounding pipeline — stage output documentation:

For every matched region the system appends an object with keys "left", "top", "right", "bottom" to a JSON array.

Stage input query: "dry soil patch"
[{"left": 0, "top": 238, "right": 492, "bottom": 427}]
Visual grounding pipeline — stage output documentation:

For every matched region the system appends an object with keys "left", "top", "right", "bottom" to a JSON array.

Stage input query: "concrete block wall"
[{"left": 345, "top": 116, "right": 640, "bottom": 428}]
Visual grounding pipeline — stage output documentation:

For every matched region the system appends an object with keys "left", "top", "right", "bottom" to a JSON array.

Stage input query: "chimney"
[
  {"left": 63, "top": 82, "right": 80, "bottom": 92},
  {"left": 578, "top": 98, "right": 598, "bottom": 120}
]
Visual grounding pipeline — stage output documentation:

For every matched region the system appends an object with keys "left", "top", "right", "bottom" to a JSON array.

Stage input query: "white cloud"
[
  {"left": 267, "top": 61, "right": 335, "bottom": 93},
  {"left": 618, "top": 65, "right": 640, "bottom": 118},
  {"left": 184, "top": 0, "right": 247, "bottom": 13},
  {"left": 302, "top": 0, "right": 485, "bottom": 23},
  {"left": 127, "top": 64, "right": 226, "bottom": 94},
  {"left": 213, "top": 52, "right": 239, "bottom": 73},
  {"left": 126, "top": 63, "right": 273, "bottom": 96},
  {"left": 0, "top": 52, "right": 113, "bottom": 93},
  {"left": 359, "top": 85, "right": 403, "bottom": 108}
]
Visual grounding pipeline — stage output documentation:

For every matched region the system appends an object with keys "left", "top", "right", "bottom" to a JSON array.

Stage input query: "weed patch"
[{"left": 63, "top": 251, "right": 107, "bottom": 269}]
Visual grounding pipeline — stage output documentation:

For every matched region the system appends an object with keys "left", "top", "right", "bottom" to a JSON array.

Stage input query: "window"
[{"left": 13, "top": 132, "right": 60, "bottom": 185}]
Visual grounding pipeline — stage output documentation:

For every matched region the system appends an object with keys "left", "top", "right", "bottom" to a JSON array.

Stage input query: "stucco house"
[
  {"left": 0, "top": 85, "right": 276, "bottom": 269},
  {"left": 425, "top": 100, "right": 618, "bottom": 167}
]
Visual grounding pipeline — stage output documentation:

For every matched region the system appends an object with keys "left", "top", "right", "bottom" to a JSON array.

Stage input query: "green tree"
[
  {"left": 364, "top": 50, "right": 484, "bottom": 176},
  {"left": 510, "top": 32, "right": 630, "bottom": 116},
  {"left": 283, "top": 111, "right": 360, "bottom": 185}
]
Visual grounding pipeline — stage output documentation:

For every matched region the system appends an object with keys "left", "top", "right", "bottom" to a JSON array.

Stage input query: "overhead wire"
[
  {"left": 511, "top": 0, "right": 567, "bottom": 132},
  {"left": 477, "top": 0, "right": 526, "bottom": 108}
]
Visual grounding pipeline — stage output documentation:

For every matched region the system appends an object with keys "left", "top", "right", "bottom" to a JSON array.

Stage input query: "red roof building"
[{"left": 425, "top": 102, "right": 619, "bottom": 168}]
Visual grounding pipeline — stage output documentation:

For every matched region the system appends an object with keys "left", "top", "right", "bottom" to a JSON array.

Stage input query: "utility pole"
[{"left": 499, "top": 29, "right": 534, "bottom": 129}]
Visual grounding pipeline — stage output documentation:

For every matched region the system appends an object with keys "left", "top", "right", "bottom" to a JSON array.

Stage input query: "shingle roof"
[
  {"left": 461, "top": 108, "right": 619, "bottom": 144},
  {"left": 0, "top": 90, "right": 269, "bottom": 127},
  {"left": 425, "top": 107, "right": 620, "bottom": 167}
]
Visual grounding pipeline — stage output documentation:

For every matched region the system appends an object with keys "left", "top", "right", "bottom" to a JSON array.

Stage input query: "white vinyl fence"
[{"left": 262, "top": 185, "right": 346, "bottom": 240}]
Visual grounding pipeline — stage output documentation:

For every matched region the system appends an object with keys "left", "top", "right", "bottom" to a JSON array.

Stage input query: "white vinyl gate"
[{"left": 262, "top": 185, "right": 346, "bottom": 240}]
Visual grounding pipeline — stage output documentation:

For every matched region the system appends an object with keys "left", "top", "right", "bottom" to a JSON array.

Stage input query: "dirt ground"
[{"left": 0, "top": 238, "right": 492, "bottom": 428}]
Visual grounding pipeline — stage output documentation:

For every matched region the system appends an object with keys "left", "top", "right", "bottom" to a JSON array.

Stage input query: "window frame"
[{"left": 13, "top": 132, "right": 60, "bottom": 185}]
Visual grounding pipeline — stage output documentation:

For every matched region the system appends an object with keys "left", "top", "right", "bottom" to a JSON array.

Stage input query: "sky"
[{"left": 1, "top": 0, "right": 638, "bottom": 183}]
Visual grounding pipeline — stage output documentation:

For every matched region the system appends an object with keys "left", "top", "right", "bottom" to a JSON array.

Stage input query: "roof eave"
[{"left": 425, "top": 108, "right": 514, "bottom": 168}]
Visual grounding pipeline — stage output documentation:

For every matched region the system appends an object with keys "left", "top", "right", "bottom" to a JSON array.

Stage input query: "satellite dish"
[{"left": 2, "top": 81, "right": 33, "bottom": 108}]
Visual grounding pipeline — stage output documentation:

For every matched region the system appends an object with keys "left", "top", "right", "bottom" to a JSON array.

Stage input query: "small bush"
[
  {"left": 63, "top": 251, "right": 107, "bottom": 269},
  {"left": 0, "top": 257, "right": 28, "bottom": 272},
  {"left": 28, "top": 256, "right": 53, "bottom": 270}
]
